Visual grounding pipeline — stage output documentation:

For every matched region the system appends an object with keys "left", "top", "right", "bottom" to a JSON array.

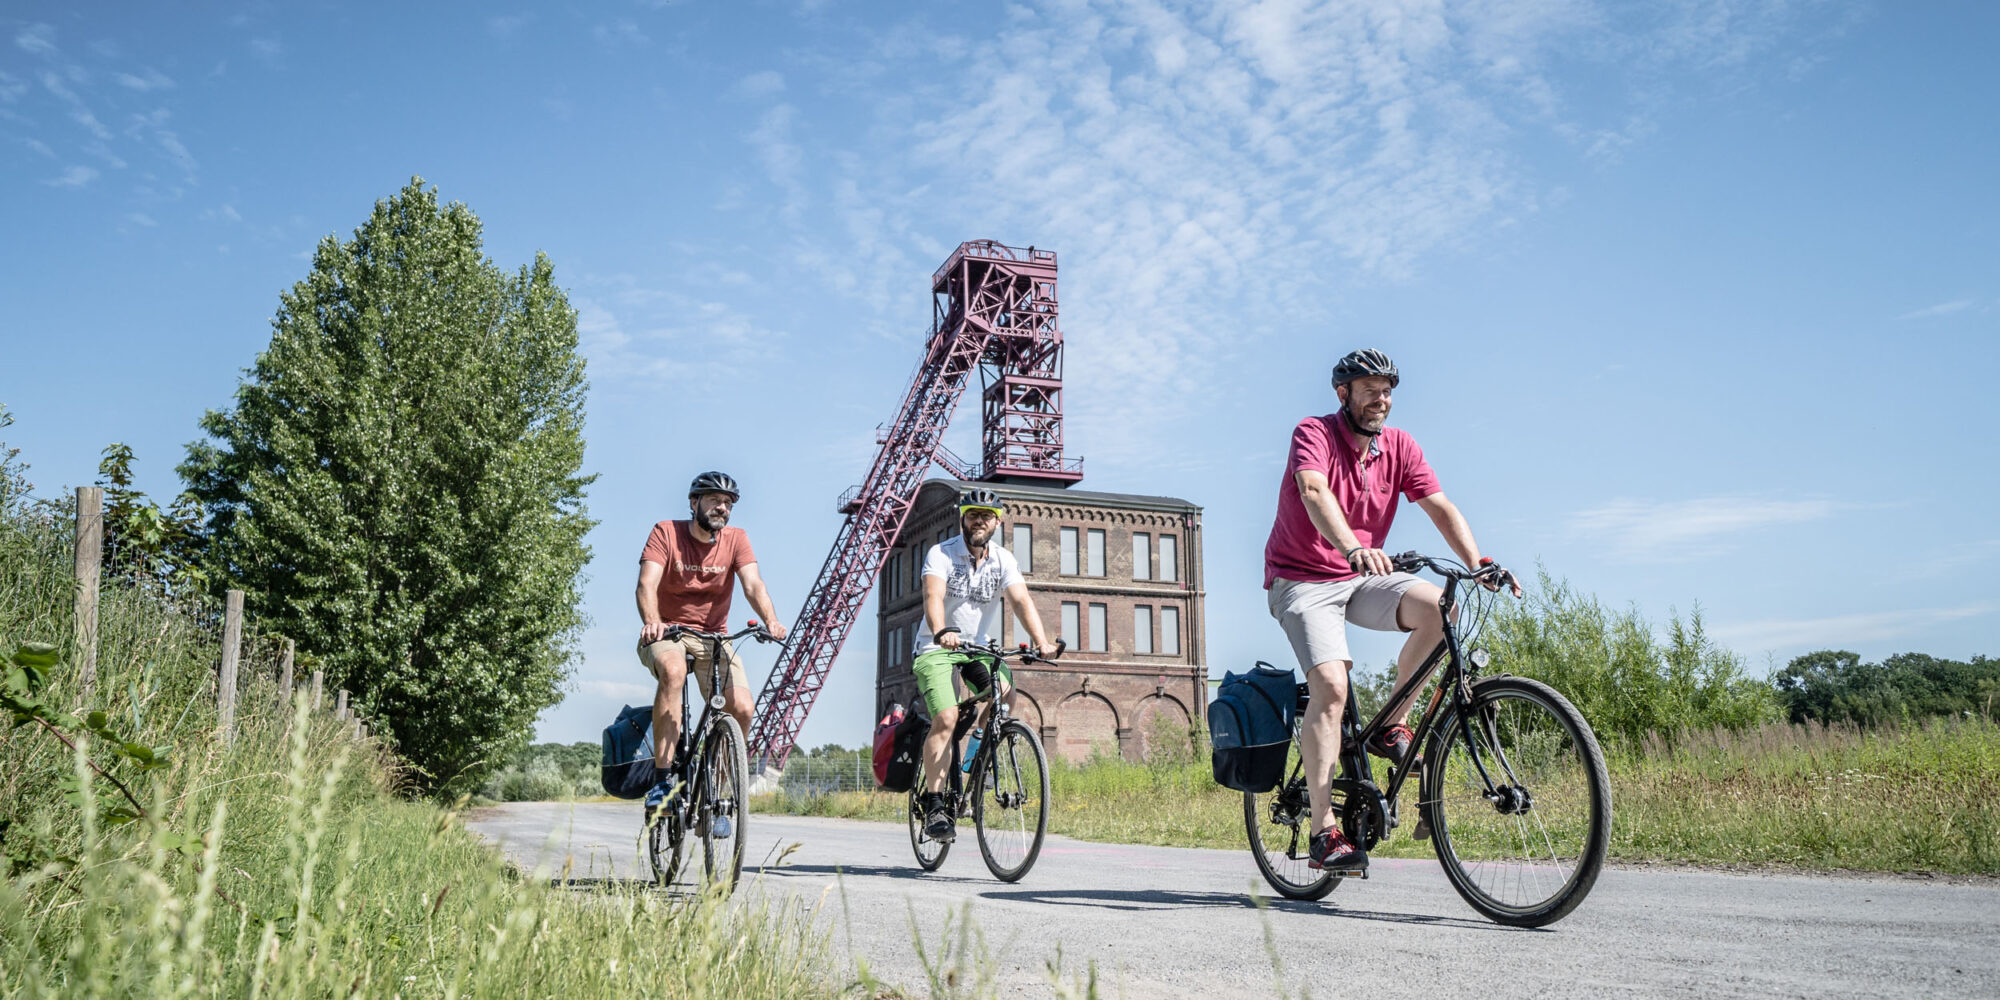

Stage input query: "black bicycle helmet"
[
  {"left": 1331, "top": 348, "right": 1400, "bottom": 389},
  {"left": 957, "top": 487, "right": 1007, "bottom": 516},
  {"left": 687, "top": 471, "right": 740, "bottom": 501}
]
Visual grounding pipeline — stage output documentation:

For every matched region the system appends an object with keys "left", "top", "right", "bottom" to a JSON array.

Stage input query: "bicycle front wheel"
[
  {"left": 648, "top": 802, "right": 691, "bottom": 888},
  {"left": 973, "top": 720, "right": 1049, "bottom": 882},
  {"left": 1423, "top": 675, "right": 1610, "bottom": 927},
  {"left": 1244, "top": 769, "right": 1337, "bottom": 901},
  {"left": 700, "top": 715, "right": 750, "bottom": 892}
]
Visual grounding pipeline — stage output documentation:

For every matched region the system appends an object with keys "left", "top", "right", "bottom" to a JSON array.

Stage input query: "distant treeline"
[{"left": 1775, "top": 650, "right": 2000, "bottom": 727}]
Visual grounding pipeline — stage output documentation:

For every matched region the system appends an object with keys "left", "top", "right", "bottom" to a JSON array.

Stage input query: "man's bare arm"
[
  {"left": 736, "top": 562, "right": 788, "bottom": 641},
  {"left": 637, "top": 560, "right": 669, "bottom": 643},
  {"left": 1296, "top": 469, "right": 1391, "bottom": 576}
]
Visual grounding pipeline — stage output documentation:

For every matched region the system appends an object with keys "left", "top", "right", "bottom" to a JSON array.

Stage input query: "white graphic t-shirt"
[{"left": 912, "top": 534, "right": 1024, "bottom": 656}]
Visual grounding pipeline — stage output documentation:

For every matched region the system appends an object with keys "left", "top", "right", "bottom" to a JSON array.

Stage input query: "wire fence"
[{"left": 775, "top": 755, "right": 880, "bottom": 795}]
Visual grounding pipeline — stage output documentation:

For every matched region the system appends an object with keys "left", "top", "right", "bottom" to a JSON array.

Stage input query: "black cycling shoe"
[
  {"left": 1307, "top": 829, "right": 1368, "bottom": 872},
  {"left": 921, "top": 794, "right": 956, "bottom": 842}
]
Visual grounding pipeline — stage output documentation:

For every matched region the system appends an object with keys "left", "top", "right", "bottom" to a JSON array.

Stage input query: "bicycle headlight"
[
  {"left": 709, "top": 693, "right": 726, "bottom": 710},
  {"left": 1470, "top": 648, "right": 1491, "bottom": 670}
]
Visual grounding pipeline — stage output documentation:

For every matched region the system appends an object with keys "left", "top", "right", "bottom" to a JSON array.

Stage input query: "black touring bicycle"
[{"left": 1232, "top": 553, "right": 1612, "bottom": 927}]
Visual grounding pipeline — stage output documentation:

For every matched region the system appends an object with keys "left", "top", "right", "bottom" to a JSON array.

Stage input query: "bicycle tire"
[
  {"left": 973, "top": 720, "right": 1049, "bottom": 882},
  {"left": 648, "top": 796, "right": 691, "bottom": 887},
  {"left": 908, "top": 782, "right": 950, "bottom": 870},
  {"left": 1244, "top": 772, "right": 1338, "bottom": 901},
  {"left": 700, "top": 715, "right": 751, "bottom": 892},
  {"left": 1422, "top": 675, "right": 1611, "bottom": 927}
]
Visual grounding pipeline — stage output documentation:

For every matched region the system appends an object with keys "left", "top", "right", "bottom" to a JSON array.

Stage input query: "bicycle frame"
[{"left": 1323, "top": 559, "right": 1519, "bottom": 840}]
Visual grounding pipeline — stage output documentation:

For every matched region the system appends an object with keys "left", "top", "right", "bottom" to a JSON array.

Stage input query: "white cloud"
[
  {"left": 22, "top": 137, "right": 53, "bottom": 158},
  {"left": 250, "top": 37, "right": 283, "bottom": 65},
  {"left": 1898, "top": 298, "right": 1973, "bottom": 320},
  {"left": 1713, "top": 604, "right": 1994, "bottom": 653},
  {"left": 734, "top": 70, "right": 785, "bottom": 99},
  {"left": 575, "top": 679, "right": 656, "bottom": 701},
  {"left": 45, "top": 165, "right": 98, "bottom": 187},
  {"left": 758, "top": 0, "right": 1833, "bottom": 469},
  {"left": 1569, "top": 495, "right": 1840, "bottom": 561},
  {"left": 114, "top": 68, "right": 175, "bottom": 92},
  {"left": 15, "top": 24, "right": 56, "bottom": 57},
  {"left": 488, "top": 13, "right": 533, "bottom": 38},
  {"left": 126, "top": 212, "right": 157, "bottom": 227},
  {"left": 592, "top": 19, "right": 649, "bottom": 47}
]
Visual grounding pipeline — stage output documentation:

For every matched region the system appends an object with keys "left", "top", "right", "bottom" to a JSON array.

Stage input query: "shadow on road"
[
  {"left": 756, "top": 862, "right": 993, "bottom": 885},
  {"left": 977, "top": 886, "right": 1535, "bottom": 931}
]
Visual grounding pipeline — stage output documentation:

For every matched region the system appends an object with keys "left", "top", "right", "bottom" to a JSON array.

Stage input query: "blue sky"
[{"left": 3, "top": 1, "right": 1995, "bottom": 751}]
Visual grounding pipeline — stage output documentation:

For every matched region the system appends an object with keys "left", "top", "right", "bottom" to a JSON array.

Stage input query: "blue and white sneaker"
[{"left": 643, "top": 775, "right": 681, "bottom": 824}]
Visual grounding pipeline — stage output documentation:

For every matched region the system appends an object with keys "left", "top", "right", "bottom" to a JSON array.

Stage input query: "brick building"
[{"left": 874, "top": 478, "right": 1206, "bottom": 763}]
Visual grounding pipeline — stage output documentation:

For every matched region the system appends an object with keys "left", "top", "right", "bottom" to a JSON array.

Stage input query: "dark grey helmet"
[
  {"left": 1331, "top": 348, "right": 1400, "bottom": 389},
  {"left": 687, "top": 471, "right": 740, "bottom": 501},
  {"left": 957, "top": 487, "right": 1007, "bottom": 516}
]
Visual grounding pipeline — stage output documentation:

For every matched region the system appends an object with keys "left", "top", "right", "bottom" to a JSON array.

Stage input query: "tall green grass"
[{"left": 2, "top": 486, "right": 840, "bottom": 998}]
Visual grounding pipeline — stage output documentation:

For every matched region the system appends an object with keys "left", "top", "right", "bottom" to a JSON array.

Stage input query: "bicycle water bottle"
[{"left": 960, "top": 730, "right": 983, "bottom": 773}]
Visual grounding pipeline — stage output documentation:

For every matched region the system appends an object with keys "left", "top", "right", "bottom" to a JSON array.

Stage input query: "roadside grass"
[
  {"left": 754, "top": 718, "right": 2000, "bottom": 875},
  {"left": 3, "top": 505, "right": 841, "bottom": 999}
]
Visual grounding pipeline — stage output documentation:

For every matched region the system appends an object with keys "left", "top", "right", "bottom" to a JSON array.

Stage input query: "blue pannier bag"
[
  {"left": 1208, "top": 661, "right": 1300, "bottom": 793},
  {"left": 601, "top": 704, "right": 660, "bottom": 799}
]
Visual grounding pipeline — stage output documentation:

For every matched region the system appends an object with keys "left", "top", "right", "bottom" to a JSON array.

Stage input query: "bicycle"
[
  {"left": 644, "top": 620, "right": 776, "bottom": 892},
  {"left": 1245, "top": 552, "right": 1612, "bottom": 927},
  {"left": 907, "top": 639, "right": 1063, "bottom": 882}
]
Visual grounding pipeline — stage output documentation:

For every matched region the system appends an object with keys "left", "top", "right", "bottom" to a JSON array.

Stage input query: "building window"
[
  {"left": 1134, "top": 606, "right": 1153, "bottom": 654},
  {"left": 1133, "top": 532, "right": 1151, "bottom": 581},
  {"left": 1012, "top": 524, "right": 1033, "bottom": 573},
  {"left": 1158, "top": 534, "right": 1178, "bottom": 582},
  {"left": 1060, "top": 527, "right": 1079, "bottom": 575},
  {"left": 911, "top": 544, "right": 923, "bottom": 592},
  {"left": 1161, "top": 606, "right": 1180, "bottom": 655},
  {"left": 1086, "top": 529, "right": 1105, "bottom": 577},
  {"left": 1088, "top": 603, "right": 1107, "bottom": 652},
  {"left": 887, "top": 626, "right": 900, "bottom": 669},
  {"left": 1061, "top": 602, "right": 1080, "bottom": 648},
  {"left": 890, "top": 552, "right": 903, "bottom": 598}
]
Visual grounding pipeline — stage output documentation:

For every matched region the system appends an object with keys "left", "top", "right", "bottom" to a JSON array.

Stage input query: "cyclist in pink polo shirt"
[{"left": 1264, "top": 348, "right": 1522, "bottom": 873}]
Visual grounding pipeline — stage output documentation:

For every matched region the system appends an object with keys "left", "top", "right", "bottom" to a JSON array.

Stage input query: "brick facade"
[{"left": 874, "top": 479, "right": 1206, "bottom": 763}]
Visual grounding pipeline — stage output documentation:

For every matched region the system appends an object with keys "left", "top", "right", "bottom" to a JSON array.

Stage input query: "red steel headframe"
[{"left": 747, "top": 240, "right": 1063, "bottom": 771}]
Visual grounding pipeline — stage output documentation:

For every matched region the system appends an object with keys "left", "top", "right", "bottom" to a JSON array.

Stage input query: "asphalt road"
[{"left": 466, "top": 801, "right": 2000, "bottom": 999}]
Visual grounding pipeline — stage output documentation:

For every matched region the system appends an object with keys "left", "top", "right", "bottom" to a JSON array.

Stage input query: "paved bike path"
[{"left": 466, "top": 801, "right": 2000, "bottom": 999}]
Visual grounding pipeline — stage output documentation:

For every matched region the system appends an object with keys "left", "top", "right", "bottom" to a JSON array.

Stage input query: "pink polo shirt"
[{"left": 1263, "top": 415, "right": 1441, "bottom": 588}]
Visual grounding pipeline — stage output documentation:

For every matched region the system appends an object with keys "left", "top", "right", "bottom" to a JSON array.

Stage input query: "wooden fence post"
[
  {"left": 335, "top": 689, "right": 349, "bottom": 721},
  {"left": 218, "top": 589, "right": 243, "bottom": 741},
  {"left": 311, "top": 670, "right": 324, "bottom": 711},
  {"left": 277, "top": 639, "right": 295, "bottom": 709},
  {"left": 72, "top": 487, "right": 103, "bottom": 698}
]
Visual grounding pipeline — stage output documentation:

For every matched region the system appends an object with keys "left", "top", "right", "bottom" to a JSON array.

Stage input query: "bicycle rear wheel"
[
  {"left": 907, "top": 779, "right": 951, "bottom": 870},
  {"left": 973, "top": 720, "right": 1049, "bottom": 882},
  {"left": 1423, "top": 675, "right": 1610, "bottom": 927},
  {"left": 700, "top": 716, "right": 750, "bottom": 892},
  {"left": 1244, "top": 767, "right": 1338, "bottom": 901}
]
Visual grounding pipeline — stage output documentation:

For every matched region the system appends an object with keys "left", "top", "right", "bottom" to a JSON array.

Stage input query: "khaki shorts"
[
  {"left": 1267, "top": 573, "right": 1422, "bottom": 669},
  {"left": 638, "top": 634, "right": 750, "bottom": 700}
]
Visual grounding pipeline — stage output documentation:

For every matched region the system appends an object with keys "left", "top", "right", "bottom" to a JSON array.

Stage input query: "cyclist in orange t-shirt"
[{"left": 636, "top": 471, "right": 788, "bottom": 807}]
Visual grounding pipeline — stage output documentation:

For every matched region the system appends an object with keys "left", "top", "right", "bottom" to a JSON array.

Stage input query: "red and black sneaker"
[
  {"left": 1365, "top": 724, "right": 1417, "bottom": 768},
  {"left": 1307, "top": 828, "right": 1368, "bottom": 872}
]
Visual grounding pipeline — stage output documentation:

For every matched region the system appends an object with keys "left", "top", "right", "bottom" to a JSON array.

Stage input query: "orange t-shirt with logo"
[{"left": 640, "top": 521, "right": 757, "bottom": 632}]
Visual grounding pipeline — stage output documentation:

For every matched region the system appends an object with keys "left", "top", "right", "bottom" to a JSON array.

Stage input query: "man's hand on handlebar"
[
  {"left": 1476, "top": 560, "right": 1524, "bottom": 598},
  {"left": 1035, "top": 641, "right": 1063, "bottom": 660},
  {"left": 640, "top": 621, "right": 678, "bottom": 645},
  {"left": 1345, "top": 546, "right": 1394, "bottom": 577},
  {"left": 762, "top": 620, "right": 788, "bottom": 642}
]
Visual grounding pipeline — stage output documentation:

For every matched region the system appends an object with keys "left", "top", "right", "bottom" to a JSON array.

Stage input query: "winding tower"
[{"left": 747, "top": 240, "right": 1080, "bottom": 772}]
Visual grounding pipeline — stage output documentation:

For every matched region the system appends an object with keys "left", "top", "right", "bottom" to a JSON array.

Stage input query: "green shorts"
[{"left": 912, "top": 648, "right": 1012, "bottom": 716}]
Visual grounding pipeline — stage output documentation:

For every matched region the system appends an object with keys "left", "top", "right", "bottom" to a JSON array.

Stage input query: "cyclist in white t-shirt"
[{"left": 912, "top": 488, "right": 1061, "bottom": 842}]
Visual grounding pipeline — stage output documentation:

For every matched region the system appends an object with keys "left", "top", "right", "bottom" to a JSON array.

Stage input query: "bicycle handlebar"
[
  {"left": 1390, "top": 551, "right": 1515, "bottom": 589},
  {"left": 956, "top": 637, "right": 1065, "bottom": 666},
  {"left": 656, "top": 621, "right": 780, "bottom": 645}
]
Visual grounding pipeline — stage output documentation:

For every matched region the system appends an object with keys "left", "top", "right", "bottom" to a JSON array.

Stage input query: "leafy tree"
[
  {"left": 1775, "top": 649, "right": 2000, "bottom": 726},
  {"left": 180, "top": 178, "right": 595, "bottom": 795}
]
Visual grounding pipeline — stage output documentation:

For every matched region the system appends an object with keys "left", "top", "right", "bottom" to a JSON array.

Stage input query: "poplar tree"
[{"left": 181, "top": 179, "right": 595, "bottom": 793}]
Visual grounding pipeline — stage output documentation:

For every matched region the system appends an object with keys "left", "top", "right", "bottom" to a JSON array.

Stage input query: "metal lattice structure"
[{"left": 748, "top": 240, "right": 1075, "bottom": 770}]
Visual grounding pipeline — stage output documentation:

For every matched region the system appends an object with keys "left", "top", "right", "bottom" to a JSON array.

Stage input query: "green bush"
[{"left": 1485, "top": 570, "right": 1780, "bottom": 749}]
